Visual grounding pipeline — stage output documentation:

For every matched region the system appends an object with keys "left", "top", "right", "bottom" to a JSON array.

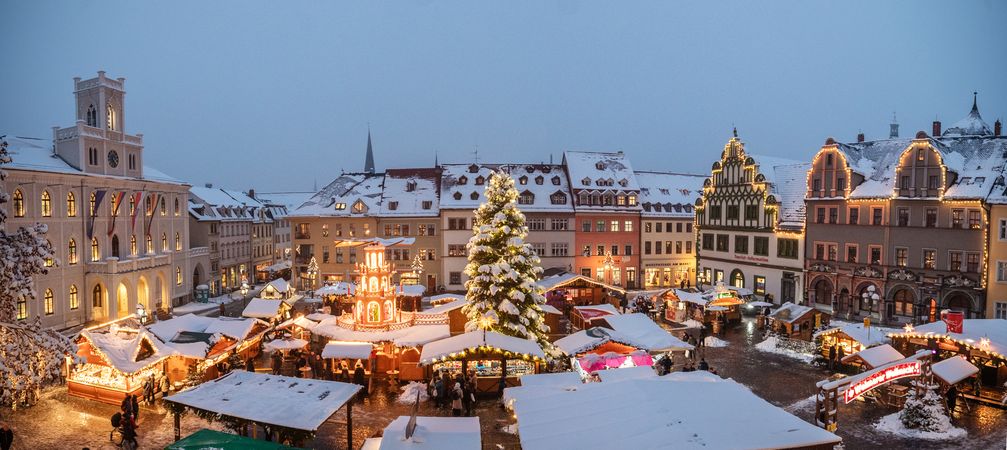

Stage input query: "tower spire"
[
  {"left": 972, "top": 91, "right": 979, "bottom": 113},
  {"left": 364, "top": 126, "right": 375, "bottom": 174}
]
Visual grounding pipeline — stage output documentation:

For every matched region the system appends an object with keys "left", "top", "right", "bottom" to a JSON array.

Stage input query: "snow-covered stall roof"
[
  {"left": 538, "top": 272, "right": 626, "bottom": 293},
  {"left": 419, "top": 330, "right": 546, "bottom": 365},
  {"left": 508, "top": 374, "right": 841, "bottom": 450},
  {"left": 516, "top": 371, "right": 583, "bottom": 388},
  {"left": 277, "top": 315, "right": 318, "bottom": 331},
  {"left": 602, "top": 313, "right": 694, "bottom": 352},
  {"left": 634, "top": 171, "right": 704, "bottom": 218},
  {"left": 815, "top": 322, "right": 897, "bottom": 348},
  {"left": 553, "top": 327, "right": 647, "bottom": 356},
  {"left": 891, "top": 319, "right": 1007, "bottom": 359},
  {"left": 768, "top": 302, "right": 815, "bottom": 324},
  {"left": 595, "top": 365, "right": 656, "bottom": 383},
  {"left": 322, "top": 341, "right": 374, "bottom": 359},
  {"left": 264, "top": 278, "right": 291, "bottom": 294},
  {"left": 571, "top": 304, "right": 620, "bottom": 322},
  {"left": 379, "top": 168, "right": 441, "bottom": 217},
  {"left": 438, "top": 163, "right": 574, "bottom": 213},
  {"left": 79, "top": 326, "right": 176, "bottom": 374},
  {"left": 166, "top": 371, "right": 361, "bottom": 432},
  {"left": 263, "top": 338, "right": 308, "bottom": 352},
  {"left": 317, "top": 282, "right": 355, "bottom": 296},
  {"left": 147, "top": 314, "right": 215, "bottom": 342},
  {"left": 669, "top": 289, "right": 707, "bottom": 306},
  {"left": 205, "top": 317, "right": 266, "bottom": 341},
  {"left": 399, "top": 284, "right": 426, "bottom": 297},
  {"left": 311, "top": 320, "right": 450, "bottom": 347},
  {"left": 420, "top": 298, "right": 467, "bottom": 315},
  {"left": 242, "top": 298, "right": 286, "bottom": 319},
  {"left": 841, "top": 343, "right": 904, "bottom": 368},
  {"left": 377, "top": 416, "right": 481, "bottom": 450},
  {"left": 931, "top": 356, "right": 980, "bottom": 385}
]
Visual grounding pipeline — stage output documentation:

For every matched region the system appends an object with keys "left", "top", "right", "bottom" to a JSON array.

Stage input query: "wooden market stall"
[
  {"left": 815, "top": 322, "right": 898, "bottom": 359},
  {"left": 570, "top": 304, "right": 620, "bottom": 331},
  {"left": 767, "top": 302, "right": 830, "bottom": 341},
  {"left": 888, "top": 319, "right": 1007, "bottom": 407},
  {"left": 553, "top": 314, "right": 694, "bottom": 376},
  {"left": 539, "top": 272, "right": 626, "bottom": 312},
  {"left": 260, "top": 278, "right": 294, "bottom": 300},
  {"left": 243, "top": 298, "right": 292, "bottom": 324},
  {"left": 69, "top": 316, "right": 176, "bottom": 404},
  {"left": 147, "top": 314, "right": 271, "bottom": 382},
  {"left": 840, "top": 344, "right": 905, "bottom": 371},
  {"left": 419, "top": 330, "right": 546, "bottom": 395}
]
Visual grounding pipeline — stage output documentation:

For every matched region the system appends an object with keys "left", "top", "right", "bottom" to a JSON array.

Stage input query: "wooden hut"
[{"left": 766, "top": 302, "right": 829, "bottom": 341}]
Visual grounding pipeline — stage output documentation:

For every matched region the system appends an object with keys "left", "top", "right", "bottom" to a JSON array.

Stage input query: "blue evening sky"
[{"left": 2, "top": 1, "right": 1005, "bottom": 192}]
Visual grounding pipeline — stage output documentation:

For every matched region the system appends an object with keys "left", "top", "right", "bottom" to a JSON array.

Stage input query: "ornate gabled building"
[
  {"left": 695, "top": 130, "right": 809, "bottom": 303},
  {"left": 805, "top": 95, "right": 1005, "bottom": 324}
]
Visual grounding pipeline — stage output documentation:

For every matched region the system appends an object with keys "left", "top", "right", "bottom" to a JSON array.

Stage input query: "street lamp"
[
  {"left": 136, "top": 304, "right": 148, "bottom": 325},
  {"left": 861, "top": 286, "right": 880, "bottom": 314},
  {"left": 603, "top": 251, "right": 614, "bottom": 285}
]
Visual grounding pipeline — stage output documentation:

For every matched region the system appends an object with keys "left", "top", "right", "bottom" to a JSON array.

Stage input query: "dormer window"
[
  {"left": 659, "top": 188, "right": 669, "bottom": 195},
  {"left": 581, "top": 177, "right": 591, "bottom": 186},
  {"left": 458, "top": 175, "right": 468, "bottom": 185},
  {"left": 388, "top": 201, "right": 399, "bottom": 211},
  {"left": 618, "top": 179, "right": 628, "bottom": 187},
  {"left": 518, "top": 191, "right": 535, "bottom": 205},
  {"left": 352, "top": 199, "right": 366, "bottom": 214},
  {"left": 628, "top": 195, "right": 637, "bottom": 206},
  {"left": 405, "top": 181, "right": 417, "bottom": 192},
  {"left": 552, "top": 176, "right": 561, "bottom": 185},
  {"left": 470, "top": 192, "right": 479, "bottom": 200},
  {"left": 422, "top": 200, "right": 432, "bottom": 210},
  {"left": 468, "top": 164, "right": 479, "bottom": 173},
  {"left": 334, "top": 202, "right": 346, "bottom": 210},
  {"left": 519, "top": 176, "right": 528, "bottom": 185},
  {"left": 475, "top": 176, "right": 485, "bottom": 185},
  {"left": 86, "top": 104, "right": 97, "bottom": 127},
  {"left": 579, "top": 193, "right": 589, "bottom": 205},
  {"left": 550, "top": 192, "right": 567, "bottom": 205},
  {"left": 535, "top": 176, "right": 544, "bottom": 185},
  {"left": 453, "top": 192, "right": 462, "bottom": 200},
  {"left": 595, "top": 162, "right": 606, "bottom": 170}
]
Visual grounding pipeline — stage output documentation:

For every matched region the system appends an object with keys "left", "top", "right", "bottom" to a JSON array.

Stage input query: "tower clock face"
[{"left": 107, "top": 150, "right": 120, "bottom": 168}]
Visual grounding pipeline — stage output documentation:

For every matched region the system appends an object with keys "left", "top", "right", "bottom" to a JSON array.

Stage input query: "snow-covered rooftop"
[
  {"left": 563, "top": 150, "right": 640, "bottom": 192},
  {"left": 768, "top": 302, "right": 815, "bottom": 324},
  {"left": 931, "top": 355, "right": 979, "bottom": 385},
  {"left": 166, "top": 370, "right": 361, "bottom": 432},
  {"left": 377, "top": 416, "right": 481, "bottom": 450},
  {"left": 289, "top": 173, "right": 384, "bottom": 217},
  {"left": 438, "top": 163, "right": 574, "bottom": 212},
  {"left": 602, "top": 313, "right": 694, "bottom": 352},
  {"left": 419, "top": 330, "right": 546, "bottom": 364},
  {"left": 311, "top": 320, "right": 450, "bottom": 347},
  {"left": 242, "top": 298, "right": 286, "bottom": 319},
  {"left": 634, "top": 171, "right": 704, "bottom": 218},
  {"left": 892, "top": 319, "right": 1007, "bottom": 359},
  {"left": 841, "top": 343, "right": 904, "bottom": 368},
  {"left": 3, "top": 135, "right": 185, "bottom": 185},
  {"left": 507, "top": 372, "right": 841, "bottom": 450},
  {"left": 816, "top": 322, "right": 898, "bottom": 348},
  {"left": 80, "top": 325, "right": 176, "bottom": 374},
  {"left": 748, "top": 154, "right": 810, "bottom": 227},
  {"left": 321, "top": 341, "right": 374, "bottom": 360},
  {"left": 379, "top": 168, "right": 441, "bottom": 217}
]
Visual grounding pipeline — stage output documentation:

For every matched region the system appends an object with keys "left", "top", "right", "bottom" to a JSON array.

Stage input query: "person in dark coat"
[
  {"left": 353, "top": 364, "right": 366, "bottom": 386},
  {"left": 340, "top": 363, "right": 351, "bottom": 383},
  {"left": 245, "top": 356, "right": 255, "bottom": 373},
  {"left": 271, "top": 351, "right": 282, "bottom": 375},
  {"left": 946, "top": 385, "right": 958, "bottom": 413},
  {"left": 698, "top": 358, "right": 709, "bottom": 371},
  {"left": 0, "top": 422, "right": 13, "bottom": 450},
  {"left": 836, "top": 345, "right": 846, "bottom": 372},
  {"left": 660, "top": 355, "right": 673, "bottom": 375},
  {"left": 434, "top": 376, "right": 445, "bottom": 408},
  {"left": 130, "top": 394, "right": 140, "bottom": 420},
  {"left": 828, "top": 344, "right": 837, "bottom": 371}
]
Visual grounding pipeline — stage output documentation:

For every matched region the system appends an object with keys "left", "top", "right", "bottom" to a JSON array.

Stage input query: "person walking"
[
  {"left": 836, "top": 345, "right": 845, "bottom": 372},
  {"left": 946, "top": 385, "right": 958, "bottom": 413},
  {"left": 130, "top": 394, "right": 140, "bottom": 420},
  {"left": 353, "top": 363, "right": 366, "bottom": 387},
  {"left": 0, "top": 422, "right": 13, "bottom": 450},
  {"left": 271, "top": 351, "right": 282, "bottom": 375},
  {"left": 828, "top": 344, "right": 837, "bottom": 371},
  {"left": 143, "top": 376, "right": 154, "bottom": 405},
  {"left": 160, "top": 375, "right": 169, "bottom": 401},
  {"left": 661, "top": 354, "right": 673, "bottom": 375},
  {"left": 450, "top": 383, "right": 463, "bottom": 417},
  {"left": 434, "top": 376, "right": 445, "bottom": 408}
]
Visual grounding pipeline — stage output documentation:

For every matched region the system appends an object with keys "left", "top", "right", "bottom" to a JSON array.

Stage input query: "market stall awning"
[
  {"left": 79, "top": 325, "right": 176, "bottom": 374},
  {"left": 166, "top": 428, "right": 299, "bottom": 450},
  {"left": 264, "top": 338, "right": 309, "bottom": 352},
  {"left": 375, "top": 416, "right": 481, "bottom": 450},
  {"left": 888, "top": 319, "right": 1007, "bottom": 360},
  {"left": 311, "top": 320, "right": 450, "bottom": 347},
  {"left": 815, "top": 322, "right": 898, "bottom": 348},
  {"left": 277, "top": 316, "right": 318, "bottom": 331},
  {"left": 165, "top": 370, "right": 361, "bottom": 432},
  {"left": 322, "top": 341, "right": 374, "bottom": 360},
  {"left": 537, "top": 272, "right": 626, "bottom": 294},
  {"left": 419, "top": 330, "right": 546, "bottom": 365},
  {"left": 841, "top": 343, "right": 904, "bottom": 368},
  {"left": 932, "top": 356, "right": 979, "bottom": 385},
  {"left": 242, "top": 298, "right": 285, "bottom": 319}
]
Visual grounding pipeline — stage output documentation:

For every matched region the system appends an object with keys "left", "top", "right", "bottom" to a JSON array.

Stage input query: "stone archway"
[
  {"left": 838, "top": 288, "right": 850, "bottom": 315},
  {"left": 156, "top": 272, "right": 169, "bottom": 309},
  {"left": 887, "top": 285, "right": 916, "bottom": 320},
  {"left": 943, "top": 291, "right": 976, "bottom": 318},
  {"left": 116, "top": 282, "right": 130, "bottom": 318},
  {"left": 811, "top": 277, "right": 834, "bottom": 306},
  {"left": 730, "top": 269, "right": 745, "bottom": 288},
  {"left": 137, "top": 276, "right": 150, "bottom": 313}
]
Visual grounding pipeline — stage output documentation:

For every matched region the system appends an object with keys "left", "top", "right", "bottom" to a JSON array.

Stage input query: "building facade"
[
  {"left": 564, "top": 151, "right": 642, "bottom": 289},
  {"left": 188, "top": 187, "right": 266, "bottom": 294},
  {"left": 806, "top": 98, "right": 1005, "bottom": 323},
  {"left": 2, "top": 72, "right": 206, "bottom": 329},
  {"left": 377, "top": 168, "right": 442, "bottom": 292},
  {"left": 696, "top": 132, "right": 808, "bottom": 303},
  {"left": 636, "top": 171, "right": 704, "bottom": 288}
]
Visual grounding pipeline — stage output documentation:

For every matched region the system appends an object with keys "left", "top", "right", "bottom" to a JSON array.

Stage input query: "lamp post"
[
  {"left": 603, "top": 251, "right": 614, "bottom": 286},
  {"left": 136, "top": 304, "right": 148, "bottom": 325}
]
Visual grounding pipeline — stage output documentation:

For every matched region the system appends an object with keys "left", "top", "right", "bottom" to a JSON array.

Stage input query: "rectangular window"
[
  {"left": 448, "top": 244, "right": 466, "bottom": 257},
  {"left": 925, "top": 208, "right": 937, "bottom": 228},
  {"left": 597, "top": 245, "right": 605, "bottom": 256},
  {"left": 716, "top": 235, "right": 729, "bottom": 252},
  {"left": 610, "top": 220, "right": 620, "bottom": 232},
  {"left": 897, "top": 208, "right": 909, "bottom": 227},
  {"left": 846, "top": 244, "right": 858, "bottom": 263},
  {"left": 997, "top": 261, "right": 1007, "bottom": 282},
  {"left": 753, "top": 276, "right": 766, "bottom": 295},
  {"left": 952, "top": 209, "right": 964, "bottom": 228},
  {"left": 828, "top": 244, "right": 837, "bottom": 261},
  {"left": 655, "top": 223, "right": 663, "bottom": 233},
  {"left": 966, "top": 252, "right": 980, "bottom": 273},
  {"left": 625, "top": 245, "right": 632, "bottom": 256},
  {"left": 322, "top": 246, "right": 330, "bottom": 264},
  {"left": 449, "top": 272, "right": 462, "bottom": 285},
  {"left": 710, "top": 205, "right": 722, "bottom": 221},
  {"left": 895, "top": 247, "right": 907, "bottom": 267},
  {"left": 849, "top": 207, "right": 859, "bottom": 225},
  {"left": 550, "top": 243, "right": 568, "bottom": 257},
  {"left": 676, "top": 223, "right": 683, "bottom": 233},
  {"left": 686, "top": 223, "right": 693, "bottom": 233},
  {"left": 624, "top": 221, "right": 633, "bottom": 232},
  {"left": 581, "top": 268, "right": 592, "bottom": 278},
  {"left": 995, "top": 302, "right": 1007, "bottom": 320},
  {"left": 869, "top": 246, "right": 882, "bottom": 265},
  {"left": 817, "top": 207, "right": 825, "bottom": 224},
  {"left": 812, "top": 179, "right": 821, "bottom": 192},
  {"left": 837, "top": 178, "right": 845, "bottom": 191},
  {"left": 702, "top": 234, "right": 714, "bottom": 250},
  {"left": 950, "top": 251, "right": 962, "bottom": 272},
  {"left": 685, "top": 240, "right": 693, "bottom": 254},
  {"left": 815, "top": 243, "right": 825, "bottom": 260},
  {"left": 550, "top": 218, "right": 568, "bottom": 231},
  {"left": 531, "top": 243, "right": 546, "bottom": 256},
  {"left": 645, "top": 241, "right": 652, "bottom": 255},
  {"left": 582, "top": 245, "right": 591, "bottom": 257},
  {"left": 829, "top": 208, "right": 838, "bottom": 224},
  {"left": 968, "top": 210, "right": 981, "bottom": 229},
  {"left": 928, "top": 175, "right": 939, "bottom": 189},
  {"left": 528, "top": 218, "right": 546, "bottom": 231},
  {"left": 596, "top": 221, "right": 606, "bottom": 232},
  {"left": 777, "top": 238, "right": 799, "bottom": 259},
  {"left": 645, "top": 222, "right": 653, "bottom": 233},
  {"left": 753, "top": 237, "right": 769, "bottom": 256},
  {"left": 735, "top": 236, "right": 748, "bottom": 254},
  {"left": 675, "top": 241, "right": 683, "bottom": 254},
  {"left": 923, "top": 249, "right": 936, "bottom": 269},
  {"left": 900, "top": 175, "right": 910, "bottom": 189},
  {"left": 872, "top": 207, "right": 883, "bottom": 225},
  {"left": 582, "top": 220, "right": 591, "bottom": 232},
  {"left": 1000, "top": 219, "right": 1007, "bottom": 241},
  {"left": 611, "top": 245, "right": 619, "bottom": 256},
  {"left": 665, "top": 241, "right": 674, "bottom": 254},
  {"left": 726, "top": 205, "right": 739, "bottom": 220},
  {"left": 655, "top": 241, "right": 663, "bottom": 255}
]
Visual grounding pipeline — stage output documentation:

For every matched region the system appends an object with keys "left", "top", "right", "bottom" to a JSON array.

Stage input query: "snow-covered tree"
[
  {"left": 0, "top": 137, "right": 76, "bottom": 409},
  {"left": 899, "top": 387, "right": 952, "bottom": 432},
  {"left": 461, "top": 170, "right": 551, "bottom": 349}
]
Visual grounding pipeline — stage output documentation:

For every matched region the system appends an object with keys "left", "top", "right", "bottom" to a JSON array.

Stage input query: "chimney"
[
  {"left": 933, "top": 120, "right": 941, "bottom": 137},
  {"left": 205, "top": 183, "right": 213, "bottom": 188},
  {"left": 857, "top": 132, "right": 865, "bottom": 143},
  {"left": 996, "top": 119, "right": 1002, "bottom": 137},
  {"left": 248, "top": 189, "right": 256, "bottom": 199}
]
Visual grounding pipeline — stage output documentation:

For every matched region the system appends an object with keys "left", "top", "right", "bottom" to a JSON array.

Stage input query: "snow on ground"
[
  {"left": 754, "top": 336, "right": 814, "bottom": 363},
  {"left": 704, "top": 336, "right": 729, "bottom": 347},
  {"left": 874, "top": 411, "right": 967, "bottom": 440},
  {"left": 173, "top": 294, "right": 236, "bottom": 315},
  {"left": 784, "top": 394, "right": 818, "bottom": 413},
  {"left": 397, "top": 381, "right": 430, "bottom": 405}
]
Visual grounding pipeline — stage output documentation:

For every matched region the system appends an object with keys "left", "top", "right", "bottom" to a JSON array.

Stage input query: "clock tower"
[{"left": 53, "top": 71, "right": 144, "bottom": 178}]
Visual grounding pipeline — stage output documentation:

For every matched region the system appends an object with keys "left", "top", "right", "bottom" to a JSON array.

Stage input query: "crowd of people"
[{"left": 426, "top": 370, "right": 478, "bottom": 417}]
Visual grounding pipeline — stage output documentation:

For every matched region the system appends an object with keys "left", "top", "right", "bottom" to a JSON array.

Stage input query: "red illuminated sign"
[{"left": 843, "top": 361, "right": 921, "bottom": 403}]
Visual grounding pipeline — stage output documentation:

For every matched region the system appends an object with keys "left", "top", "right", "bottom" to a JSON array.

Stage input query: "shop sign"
[
  {"left": 944, "top": 311, "right": 964, "bottom": 333},
  {"left": 734, "top": 254, "right": 769, "bottom": 263},
  {"left": 843, "top": 362, "right": 921, "bottom": 403}
]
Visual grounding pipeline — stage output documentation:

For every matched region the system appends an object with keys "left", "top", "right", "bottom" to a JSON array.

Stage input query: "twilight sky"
[{"left": 3, "top": 1, "right": 1005, "bottom": 192}]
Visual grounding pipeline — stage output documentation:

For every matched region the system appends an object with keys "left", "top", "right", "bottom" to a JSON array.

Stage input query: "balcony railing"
[
  {"left": 188, "top": 246, "right": 209, "bottom": 258},
  {"left": 86, "top": 254, "right": 170, "bottom": 274}
]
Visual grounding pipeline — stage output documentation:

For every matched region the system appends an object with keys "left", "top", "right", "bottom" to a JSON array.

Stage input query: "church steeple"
[
  {"left": 364, "top": 127, "right": 375, "bottom": 174},
  {"left": 971, "top": 91, "right": 979, "bottom": 114}
]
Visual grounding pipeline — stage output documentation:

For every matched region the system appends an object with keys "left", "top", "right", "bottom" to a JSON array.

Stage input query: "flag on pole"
[
  {"left": 130, "top": 191, "right": 144, "bottom": 232},
  {"left": 107, "top": 191, "right": 125, "bottom": 236},
  {"left": 87, "top": 190, "right": 107, "bottom": 239},
  {"left": 145, "top": 193, "right": 160, "bottom": 237}
]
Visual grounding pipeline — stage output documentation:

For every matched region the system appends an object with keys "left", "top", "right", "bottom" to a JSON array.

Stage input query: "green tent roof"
[{"left": 165, "top": 429, "right": 301, "bottom": 450}]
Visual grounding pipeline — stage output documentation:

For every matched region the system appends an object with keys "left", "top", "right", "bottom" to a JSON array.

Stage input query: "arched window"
[
  {"left": 129, "top": 194, "right": 136, "bottom": 216},
  {"left": 174, "top": 198, "right": 180, "bottom": 216},
  {"left": 145, "top": 196, "right": 153, "bottom": 216},
  {"left": 43, "top": 289, "right": 54, "bottom": 315},
  {"left": 44, "top": 240, "right": 54, "bottom": 267},
  {"left": 367, "top": 302, "right": 380, "bottom": 322},
  {"left": 892, "top": 288, "right": 914, "bottom": 317},
  {"left": 145, "top": 234, "right": 153, "bottom": 254},
  {"left": 89, "top": 192, "right": 97, "bottom": 216},
  {"left": 731, "top": 269, "right": 745, "bottom": 288},
  {"left": 69, "top": 285, "right": 79, "bottom": 310},
  {"left": 40, "top": 191, "right": 52, "bottom": 217},
  {"left": 68, "top": 238, "right": 78, "bottom": 265},
  {"left": 111, "top": 235, "right": 120, "bottom": 258},
  {"left": 130, "top": 235, "right": 137, "bottom": 256},
  {"left": 161, "top": 233, "right": 168, "bottom": 251},
  {"left": 67, "top": 192, "right": 77, "bottom": 217},
  {"left": 12, "top": 189, "right": 25, "bottom": 217},
  {"left": 92, "top": 284, "right": 103, "bottom": 307},
  {"left": 16, "top": 296, "right": 27, "bottom": 320},
  {"left": 176, "top": 267, "right": 183, "bottom": 285},
  {"left": 175, "top": 232, "right": 181, "bottom": 251},
  {"left": 90, "top": 237, "right": 100, "bottom": 262},
  {"left": 813, "top": 279, "right": 833, "bottom": 305},
  {"left": 106, "top": 103, "right": 116, "bottom": 130},
  {"left": 160, "top": 197, "right": 166, "bottom": 216},
  {"left": 86, "top": 104, "right": 97, "bottom": 127}
]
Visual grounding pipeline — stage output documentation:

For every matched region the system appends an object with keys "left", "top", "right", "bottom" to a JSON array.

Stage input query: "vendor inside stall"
[{"left": 419, "top": 330, "right": 546, "bottom": 395}]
